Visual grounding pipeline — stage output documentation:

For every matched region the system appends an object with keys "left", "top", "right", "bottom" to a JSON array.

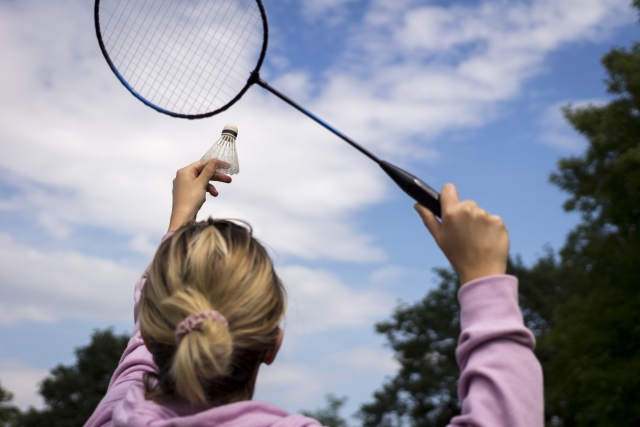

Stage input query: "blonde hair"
[{"left": 139, "top": 218, "right": 286, "bottom": 405}]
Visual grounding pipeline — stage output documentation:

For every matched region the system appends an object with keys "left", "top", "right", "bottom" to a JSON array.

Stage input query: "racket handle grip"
[{"left": 380, "top": 161, "right": 441, "bottom": 218}]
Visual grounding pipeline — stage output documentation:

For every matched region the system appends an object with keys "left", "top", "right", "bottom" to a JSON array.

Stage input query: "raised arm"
[
  {"left": 85, "top": 160, "right": 232, "bottom": 427},
  {"left": 415, "top": 184, "right": 543, "bottom": 427}
]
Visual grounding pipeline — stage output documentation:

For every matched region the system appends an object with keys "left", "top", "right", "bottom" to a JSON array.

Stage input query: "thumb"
[
  {"left": 197, "top": 159, "right": 221, "bottom": 184},
  {"left": 415, "top": 204, "right": 440, "bottom": 241}
]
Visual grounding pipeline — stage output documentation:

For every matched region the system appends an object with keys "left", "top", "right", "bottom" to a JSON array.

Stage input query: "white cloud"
[
  {"left": 255, "top": 345, "right": 399, "bottom": 410},
  {"left": 324, "top": 345, "right": 399, "bottom": 376},
  {"left": 538, "top": 99, "right": 602, "bottom": 151},
  {"left": 0, "top": 360, "right": 47, "bottom": 410},
  {"left": 0, "top": 233, "right": 139, "bottom": 324},
  {"left": 280, "top": 265, "right": 394, "bottom": 334},
  {"left": 307, "top": 0, "right": 633, "bottom": 157},
  {"left": 300, "top": 0, "right": 361, "bottom": 24},
  {"left": 256, "top": 361, "right": 323, "bottom": 407},
  {"left": 368, "top": 265, "right": 406, "bottom": 285}
]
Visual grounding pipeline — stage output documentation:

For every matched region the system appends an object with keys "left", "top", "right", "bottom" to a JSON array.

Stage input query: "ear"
[{"left": 263, "top": 328, "right": 284, "bottom": 366}]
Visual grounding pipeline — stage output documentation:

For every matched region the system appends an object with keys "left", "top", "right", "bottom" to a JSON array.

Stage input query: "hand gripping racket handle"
[{"left": 380, "top": 161, "right": 441, "bottom": 218}]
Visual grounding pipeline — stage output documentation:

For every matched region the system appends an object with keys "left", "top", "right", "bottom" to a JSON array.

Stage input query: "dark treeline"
[
  {"left": 2, "top": 3, "right": 640, "bottom": 427},
  {"left": 0, "top": 329, "right": 129, "bottom": 427}
]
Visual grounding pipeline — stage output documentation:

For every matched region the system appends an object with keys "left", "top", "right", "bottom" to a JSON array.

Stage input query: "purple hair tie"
[{"left": 175, "top": 311, "right": 229, "bottom": 343}]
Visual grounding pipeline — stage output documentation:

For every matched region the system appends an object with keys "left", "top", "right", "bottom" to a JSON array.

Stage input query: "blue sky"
[{"left": 0, "top": 0, "right": 637, "bottom": 421}]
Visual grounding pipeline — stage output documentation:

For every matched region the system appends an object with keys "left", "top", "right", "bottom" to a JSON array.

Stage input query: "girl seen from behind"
[{"left": 85, "top": 159, "right": 543, "bottom": 427}]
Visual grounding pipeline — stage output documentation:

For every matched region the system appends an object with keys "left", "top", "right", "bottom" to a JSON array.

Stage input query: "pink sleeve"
[
  {"left": 448, "top": 275, "right": 543, "bottom": 427},
  {"left": 84, "top": 233, "right": 174, "bottom": 427}
]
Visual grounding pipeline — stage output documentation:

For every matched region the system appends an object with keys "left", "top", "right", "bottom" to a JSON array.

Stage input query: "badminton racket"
[{"left": 94, "top": 0, "right": 441, "bottom": 217}]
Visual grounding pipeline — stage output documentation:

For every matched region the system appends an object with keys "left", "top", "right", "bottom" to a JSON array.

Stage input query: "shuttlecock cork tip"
[{"left": 222, "top": 124, "right": 238, "bottom": 138}]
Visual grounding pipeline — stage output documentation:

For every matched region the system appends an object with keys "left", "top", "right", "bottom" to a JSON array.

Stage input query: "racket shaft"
[
  {"left": 380, "top": 161, "right": 441, "bottom": 217},
  {"left": 255, "top": 78, "right": 379, "bottom": 163},
  {"left": 254, "top": 76, "right": 442, "bottom": 217}
]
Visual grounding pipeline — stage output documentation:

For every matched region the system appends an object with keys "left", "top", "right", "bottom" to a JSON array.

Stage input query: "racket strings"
[
  {"left": 171, "top": 0, "right": 241, "bottom": 112},
  {"left": 104, "top": 0, "right": 177, "bottom": 93},
  {"left": 175, "top": 0, "right": 235, "bottom": 111},
  {"left": 108, "top": 0, "right": 163, "bottom": 67},
  {"left": 98, "top": 0, "right": 264, "bottom": 116},
  {"left": 116, "top": 14, "right": 167, "bottom": 95},
  {"left": 128, "top": 0, "right": 186, "bottom": 89},
  {"left": 107, "top": 0, "right": 255, "bottom": 105},
  {"left": 122, "top": 0, "right": 208, "bottom": 102},
  {"left": 155, "top": 1, "right": 217, "bottom": 90},
  {"left": 207, "top": 10, "right": 260, "bottom": 111}
]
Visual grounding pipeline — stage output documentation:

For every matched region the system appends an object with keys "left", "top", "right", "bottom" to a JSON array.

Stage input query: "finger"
[
  {"left": 489, "top": 214, "right": 506, "bottom": 229},
  {"left": 183, "top": 160, "right": 207, "bottom": 178},
  {"left": 459, "top": 200, "right": 478, "bottom": 212},
  {"left": 211, "top": 171, "right": 232, "bottom": 183},
  {"left": 489, "top": 214, "right": 503, "bottom": 223},
  {"left": 439, "top": 184, "right": 460, "bottom": 215},
  {"left": 415, "top": 204, "right": 441, "bottom": 240},
  {"left": 197, "top": 159, "right": 222, "bottom": 184},
  {"left": 207, "top": 183, "right": 219, "bottom": 197}
]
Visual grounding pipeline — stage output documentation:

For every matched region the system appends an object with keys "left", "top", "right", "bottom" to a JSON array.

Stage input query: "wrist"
[
  {"left": 458, "top": 266, "right": 507, "bottom": 286},
  {"left": 168, "top": 208, "right": 197, "bottom": 232}
]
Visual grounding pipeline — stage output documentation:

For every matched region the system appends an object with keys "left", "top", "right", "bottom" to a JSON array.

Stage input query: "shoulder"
[
  {"left": 111, "top": 389, "right": 321, "bottom": 427},
  {"left": 111, "top": 384, "right": 176, "bottom": 427}
]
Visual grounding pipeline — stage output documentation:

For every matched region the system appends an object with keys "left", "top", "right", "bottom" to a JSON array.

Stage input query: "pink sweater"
[{"left": 85, "top": 237, "right": 543, "bottom": 427}]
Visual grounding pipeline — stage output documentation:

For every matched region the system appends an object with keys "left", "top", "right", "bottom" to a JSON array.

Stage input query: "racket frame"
[{"left": 94, "top": 0, "right": 270, "bottom": 119}]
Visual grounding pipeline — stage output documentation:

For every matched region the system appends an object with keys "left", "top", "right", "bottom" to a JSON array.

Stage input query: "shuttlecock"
[{"left": 200, "top": 124, "right": 240, "bottom": 175}]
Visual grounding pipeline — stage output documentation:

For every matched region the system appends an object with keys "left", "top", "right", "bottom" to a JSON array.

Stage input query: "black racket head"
[{"left": 95, "top": 0, "right": 268, "bottom": 119}]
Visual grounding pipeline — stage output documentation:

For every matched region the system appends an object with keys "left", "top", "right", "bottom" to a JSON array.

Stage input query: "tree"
[
  {"left": 358, "top": 269, "right": 460, "bottom": 427},
  {"left": 541, "top": 38, "right": 640, "bottom": 427},
  {"left": 301, "top": 394, "right": 349, "bottom": 427},
  {"left": 17, "top": 328, "right": 129, "bottom": 427},
  {"left": 357, "top": 259, "right": 565, "bottom": 427},
  {"left": 0, "top": 382, "right": 20, "bottom": 427}
]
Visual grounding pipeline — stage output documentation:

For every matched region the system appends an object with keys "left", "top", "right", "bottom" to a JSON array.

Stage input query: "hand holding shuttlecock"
[{"left": 201, "top": 124, "right": 240, "bottom": 175}]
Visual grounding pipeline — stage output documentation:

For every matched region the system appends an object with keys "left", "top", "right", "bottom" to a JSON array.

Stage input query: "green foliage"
[
  {"left": 0, "top": 382, "right": 20, "bottom": 427},
  {"left": 358, "top": 269, "right": 460, "bottom": 427},
  {"left": 357, "top": 258, "right": 566, "bottom": 427},
  {"left": 542, "top": 41, "right": 640, "bottom": 427},
  {"left": 16, "top": 328, "right": 129, "bottom": 427},
  {"left": 551, "top": 46, "right": 640, "bottom": 231},
  {"left": 509, "top": 251, "right": 574, "bottom": 338},
  {"left": 300, "top": 394, "right": 349, "bottom": 427}
]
